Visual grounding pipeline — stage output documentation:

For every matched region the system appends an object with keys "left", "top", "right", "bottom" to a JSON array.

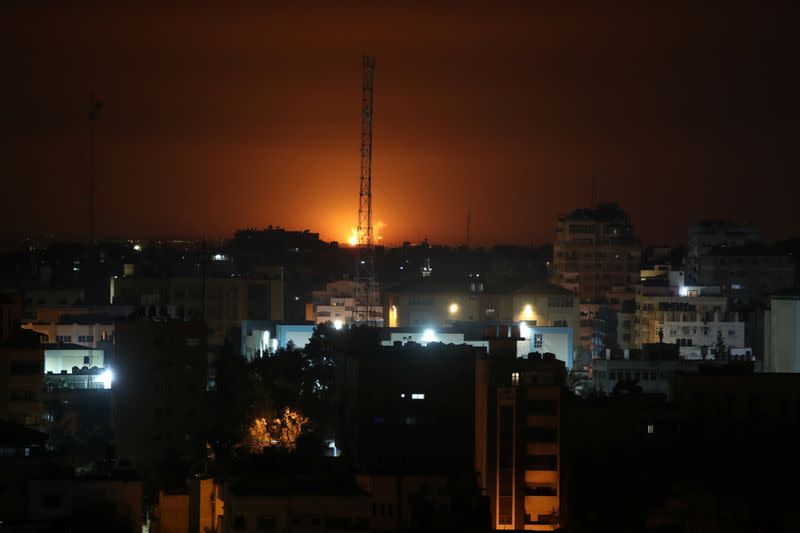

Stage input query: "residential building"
[
  {"left": 685, "top": 221, "right": 761, "bottom": 282},
  {"left": 475, "top": 342, "right": 567, "bottom": 530},
  {"left": 337, "top": 342, "right": 481, "bottom": 475},
  {"left": 110, "top": 274, "right": 283, "bottom": 344},
  {"left": 632, "top": 284, "right": 727, "bottom": 349},
  {"left": 307, "top": 279, "right": 383, "bottom": 327},
  {"left": 223, "top": 471, "right": 371, "bottom": 533},
  {"left": 0, "top": 329, "right": 45, "bottom": 429},
  {"left": 551, "top": 203, "right": 641, "bottom": 303},
  {"left": 22, "top": 317, "right": 114, "bottom": 349},
  {"left": 591, "top": 344, "right": 756, "bottom": 399},
  {"left": 661, "top": 312, "right": 748, "bottom": 359},
  {"left": 688, "top": 244, "right": 795, "bottom": 299},
  {"left": 378, "top": 323, "right": 575, "bottom": 368},
  {"left": 189, "top": 476, "right": 225, "bottom": 533},
  {"left": 27, "top": 474, "right": 143, "bottom": 533},
  {"left": 110, "top": 320, "right": 208, "bottom": 483},
  {"left": 1, "top": 293, "right": 23, "bottom": 342},
  {"left": 0, "top": 420, "right": 52, "bottom": 522},
  {"left": 384, "top": 280, "right": 580, "bottom": 349}
]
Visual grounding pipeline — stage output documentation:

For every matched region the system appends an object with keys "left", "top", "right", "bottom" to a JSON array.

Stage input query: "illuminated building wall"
[
  {"left": 22, "top": 321, "right": 114, "bottom": 349},
  {"left": 765, "top": 292, "right": 800, "bottom": 373},
  {"left": 476, "top": 351, "right": 566, "bottom": 530}
]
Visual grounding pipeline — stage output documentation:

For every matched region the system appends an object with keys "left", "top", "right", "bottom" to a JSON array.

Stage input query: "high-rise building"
[
  {"left": 110, "top": 320, "right": 208, "bottom": 483},
  {"left": 475, "top": 339, "right": 567, "bottom": 531},
  {"left": 551, "top": 203, "right": 641, "bottom": 303}
]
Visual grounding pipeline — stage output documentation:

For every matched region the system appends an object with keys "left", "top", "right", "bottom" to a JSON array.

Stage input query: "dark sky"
[{"left": 1, "top": 3, "right": 798, "bottom": 246}]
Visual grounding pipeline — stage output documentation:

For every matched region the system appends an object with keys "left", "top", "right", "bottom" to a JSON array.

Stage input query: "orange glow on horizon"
[{"left": 345, "top": 220, "right": 386, "bottom": 246}]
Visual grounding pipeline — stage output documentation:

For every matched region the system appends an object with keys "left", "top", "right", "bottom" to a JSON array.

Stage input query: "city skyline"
[{"left": 2, "top": 4, "right": 798, "bottom": 246}]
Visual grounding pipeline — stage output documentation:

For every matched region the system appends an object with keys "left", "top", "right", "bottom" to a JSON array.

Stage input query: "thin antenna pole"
[
  {"left": 88, "top": 93, "right": 103, "bottom": 245},
  {"left": 466, "top": 209, "right": 471, "bottom": 248}
]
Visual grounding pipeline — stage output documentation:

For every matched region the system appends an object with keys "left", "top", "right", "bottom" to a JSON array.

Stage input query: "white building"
[
  {"left": 764, "top": 292, "right": 800, "bottom": 373},
  {"left": 380, "top": 325, "right": 576, "bottom": 369},
  {"left": 661, "top": 316, "right": 745, "bottom": 352},
  {"left": 44, "top": 346, "right": 105, "bottom": 374},
  {"left": 309, "top": 280, "right": 383, "bottom": 327},
  {"left": 22, "top": 321, "right": 114, "bottom": 349}
]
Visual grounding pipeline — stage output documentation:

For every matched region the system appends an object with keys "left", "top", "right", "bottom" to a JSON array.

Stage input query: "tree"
[
  {"left": 715, "top": 330, "right": 730, "bottom": 361},
  {"left": 246, "top": 407, "right": 310, "bottom": 453}
]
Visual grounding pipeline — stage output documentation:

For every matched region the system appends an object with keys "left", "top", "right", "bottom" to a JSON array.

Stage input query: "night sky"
[{"left": 1, "top": 4, "right": 798, "bottom": 246}]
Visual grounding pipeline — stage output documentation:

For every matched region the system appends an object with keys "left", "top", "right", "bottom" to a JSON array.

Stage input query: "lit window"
[
  {"left": 411, "top": 393, "right": 425, "bottom": 400},
  {"left": 533, "top": 334, "right": 543, "bottom": 349},
  {"left": 511, "top": 372, "right": 519, "bottom": 386},
  {"left": 647, "top": 424, "right": 654, "bottom": 434}
]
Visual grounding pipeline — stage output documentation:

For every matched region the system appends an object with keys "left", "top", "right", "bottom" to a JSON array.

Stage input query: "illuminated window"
[
  {"left": 411, "top": 393, "right": 425, "bottom": 400},
  {"left": 647, "top": 424, "right": 654, "bottom": 434},
  {"left": 511, "top": 372, "right": 519, "bottom": 386},
  {"left": 533, "top": 334, "right": 543, "bottom": 349}
]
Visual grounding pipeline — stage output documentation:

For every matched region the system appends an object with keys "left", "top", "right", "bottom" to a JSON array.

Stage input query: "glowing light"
[
  {"left": 347, "top": 220, "right": 386, "bottom": 246},
  {"left": 449, "top": 303, "right": 459, "bottom": 314},
  {"left": 348, "top": 228, "right": 359, "bottom": 246},
  {"left": 133, "top": 244, "right": 142, "bottom": 252},
  {"left": 246, "top": 407, "right": 310, "bottom": 452},
  {"left": 389, "top": 305, "right": 398, "bottom": 328},
  {"left": 679, "top": 286, "right": 688, "bottom": 297},
  {"left": 421, "top": 329, "right": 437, "bottom": 343},
  {"left": 374, "top": 220, "right": 386, "bottom": 243},
  {"left": 213, "top": 253, "right": 225, "bottom": 261},
  {"left": 519, "top": 321, "right": 531, "bottom": 340},
  {"left": 261, "top": 330, "right": 270, "bottom": 355},
  {"left": 100, "top": 368, "right": 113, "bottom": 389},
  {"left": 333, "top": 319, "right": 343, "bottom": 330},
  {"left": 522, "top": 304, "right": 534, "bottom": 320}
]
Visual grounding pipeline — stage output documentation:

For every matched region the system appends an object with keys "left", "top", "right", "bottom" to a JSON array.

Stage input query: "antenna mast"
[
  {"left": 355, "top": 56, "right": 378, "bottom": 325},
  {"left": 88, "top": 93, "right": 103, "bottom": 245}
]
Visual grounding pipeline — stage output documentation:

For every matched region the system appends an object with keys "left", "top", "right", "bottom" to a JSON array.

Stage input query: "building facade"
[
  {"left": 551, "top": 203, "right": 641, "bottom": 303},
  {"left": 476, "top": 347, "right": 566, "bottom": 531}
]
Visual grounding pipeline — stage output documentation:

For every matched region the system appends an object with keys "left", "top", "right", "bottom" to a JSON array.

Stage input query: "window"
[
  {"left": 83, "top": 356, "right": 90, "bottom": 365},
  {"left": 647, "top": 424, "right": 654, "bottom": 434},
  {"left": 533, "top": 334, "right": 543, "bottom": 349},
  {"left": 529, "top": 399, "right": 557, "bottom": 416},
  {"left": 56, "top": 335, "right": 72, "bottom": 343},
  {"left": 528, "top": 427, "right": 557, "bottom": 442},
  {"left": 411, "top": 393, "right": 425, "bottom": 400},
  {"left": 527, "top": 454, "right": 558, "bottom": 470},
  {"left": 552, "top": 320, "right": 567, "bottom": 327},
  {"left": 511, "top": 372, "right": 519, "bottom": 386}
]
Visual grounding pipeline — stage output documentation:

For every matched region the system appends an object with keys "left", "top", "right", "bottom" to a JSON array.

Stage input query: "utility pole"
[
  {"left": 354, "top": 56, "right": 378, "bottom": 326},
  {"left": 466, "top": 209, "right": 471, "bottom": 248},
  {"left": 88, "top": 93, "right": 103, "bottom": 245}
]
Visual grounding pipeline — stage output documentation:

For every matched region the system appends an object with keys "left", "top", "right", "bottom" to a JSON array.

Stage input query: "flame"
[
  {"left": 348, "top": 228, "right": 359, "bottom": 246},
  {"left": 375, "top": 220, "right": 386, "bottom": 242},
  {"left": 346, "top": 220, "right": 386, "bottom": 246}
]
